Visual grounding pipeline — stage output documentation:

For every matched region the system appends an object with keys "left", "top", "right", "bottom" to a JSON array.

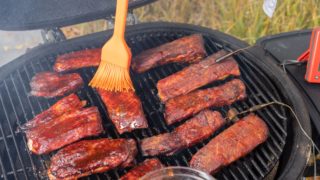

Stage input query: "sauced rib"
[
  {"left": 98, "top": 90, "right": 148, "bottom": 134},
  {"left": 48, "top": 138, "right": 137, "bottom": 180},
  {"left": 26, "top": 107, "right": 103, "bottom": 155},
  {"left": 120, "top": 158, "right": 164, "bottom": 180},
  {"left": 165, "top": 79, "right": 246, "bottom": 125},
  {"left": 132, "top": 34, "right": 207, "bottom": 73},
  {"left": 30, "top": 72, "right": 83, "bottom": 98},
  {"left": 54, "top": 48, "right": 101, "bottom": 72},
  {"left": 141, "top": 110, "right": 225, "bottom": 156},
  {"left": 157, "top": 50, "right": 240, "bottom": 102},
  {"left": 190, "top": 113, "right": 269, "bottom": 174},
  {"left": 20, "top": 94, "right": 86, "bottom": 130}
]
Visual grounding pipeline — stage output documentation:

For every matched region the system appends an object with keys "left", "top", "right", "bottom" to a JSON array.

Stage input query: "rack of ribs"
[
  {"left": 120, "top": 158, "right": 164, "bottom": 180},
  {"left": 131, "top": 34, "right": 207, "bottom": 73},
  {"left": 141, "top": 110, "right": 225, "bottom": 156},
  {"left": 48, "top": 138, "right": 137, "bottom": 180},
  {"left": 165, "top": 79, "right": 246, "bottom": 125},
  {"left": 54, "top": 48, "right": 101, "bottom": 72},
  {"left": 157, "top": 50, "right": 240, "bottom": 102},
  {"left": 30, "top": 72, "right": 83, "bottom": 98},
  {"left": 25, "top": 107, "right": 103, "bottom": 155},
  {"left": 190, "top": 113, "right": 269, "bottom": 174},
  {"left": 98, "top": 89, "right": 148, "bottom": 134},
  {"left": 20, "top": 94, "right": 86, "bottom": 130}
]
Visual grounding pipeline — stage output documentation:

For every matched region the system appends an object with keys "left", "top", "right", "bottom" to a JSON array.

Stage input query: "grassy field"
[{"left": 62, "top": 0, "right": 320, "bottom": 44}]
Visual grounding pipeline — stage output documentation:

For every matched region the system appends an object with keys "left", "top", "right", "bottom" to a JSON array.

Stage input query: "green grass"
[
  {"left": 135, "top": 0, "right": 320, "bottom": 44},
  {"left": 62, "top": 0, "right": 320, "bottom": 44}
]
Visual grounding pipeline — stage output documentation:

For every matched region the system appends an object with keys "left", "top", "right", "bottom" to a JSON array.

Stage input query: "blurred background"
[{"left": 62, "top": 0, "right": 320, "bottom": 44}]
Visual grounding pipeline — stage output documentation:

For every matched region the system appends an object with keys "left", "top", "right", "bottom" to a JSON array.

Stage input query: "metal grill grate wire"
[{"left": 0, "top": 30, "right": 289, "bottom": 180}]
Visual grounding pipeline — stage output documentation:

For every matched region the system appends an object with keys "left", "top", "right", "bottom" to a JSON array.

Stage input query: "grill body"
[{"left": 0, "top": 22, "right": 311, "bottom": 180}]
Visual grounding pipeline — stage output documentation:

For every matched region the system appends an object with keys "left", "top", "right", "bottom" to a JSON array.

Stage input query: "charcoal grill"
[
  {"left": 0, "top": 1, "right": 312, "bottom": 179},
  {"left": 0, "top": 22, "right": 311, "bottom": 180}
]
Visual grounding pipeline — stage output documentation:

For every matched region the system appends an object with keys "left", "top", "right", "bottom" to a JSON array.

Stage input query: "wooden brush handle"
[{"left": 113, "top": 0, "right": 129, "bottom": 39}]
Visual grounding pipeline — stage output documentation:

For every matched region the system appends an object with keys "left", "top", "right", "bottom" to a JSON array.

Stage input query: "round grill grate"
[{"left": 0, "top": 23, "right": 308, "bottom": 180}]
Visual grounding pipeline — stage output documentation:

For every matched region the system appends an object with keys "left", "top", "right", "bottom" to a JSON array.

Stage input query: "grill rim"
[
  {"left": 236, "top": 45, "right": 312, "bottom": 179},
  {"left": 0, "top": 22, "right": 311, "bottom": 179}
]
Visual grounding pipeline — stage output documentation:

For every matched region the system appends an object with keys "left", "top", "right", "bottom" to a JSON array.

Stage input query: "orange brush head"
[{"left": 89, "top": 62, "right": 134, "bottom": 92}]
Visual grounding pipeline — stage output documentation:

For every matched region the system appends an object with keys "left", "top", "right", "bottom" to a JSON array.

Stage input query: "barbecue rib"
[
  {"left": 20, "top": 94, "right": 86, "bottom": 130},
  {"left": 26, "top": 107, "right": 103, "bottom": 155},
  {"left": 132, "top": 34, "right": 206, "bottom": 73},
  {"left": 165, "top": 79, "right": 246, "bottom": 125},
  {"left": 190, "top": 113, "right": 269, "bottom": 174},
  {"left": 98, "top": 89, "right": 148, "bottom": 134},
  {"left": 157, "top": 50, "right": 240, "bottom": 102},
  {"left": 30, "top": 72, "right": 84, "bottom": 98},
  {"left": 54, "top": 48, "right": 101, "bottom": 72},
  {"left": 141, "top": 110, "right": 225, "bottom": 156},
  {"left": 120, "top": 158, "right": 164, "bottom": 180},
  {"left": 48, "top": 138, "right": 137, "bottom": 180}
]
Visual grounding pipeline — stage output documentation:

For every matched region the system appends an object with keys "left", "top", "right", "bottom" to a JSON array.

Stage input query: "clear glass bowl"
[{"left": 140, "top": 166, "right": 216, "bottom": 180}]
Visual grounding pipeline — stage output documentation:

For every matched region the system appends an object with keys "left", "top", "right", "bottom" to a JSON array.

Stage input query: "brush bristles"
[{"left": 89, "top": 62, "right": 134, "bottom": 92}]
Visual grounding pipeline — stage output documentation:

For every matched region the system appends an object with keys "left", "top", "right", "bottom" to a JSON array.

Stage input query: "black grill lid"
[{"left": 0, "top": 0, "right": 155, "bottom": 30}]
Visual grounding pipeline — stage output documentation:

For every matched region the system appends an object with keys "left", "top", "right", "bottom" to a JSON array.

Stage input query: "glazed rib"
[
  {"left": 120, "top": 158, "right": 164, "bottom": 180},
  {"left": 48, "top": 138, "right": 137, "bottom": 180},
  {"left": 20, "top": 94, "right": 86, "bottom": 130},
  {"left": 141, "top": 110, "right": 225, "bottom": 156},
  {"left": 165, "top": 79, "right": 246, "bottom": 125},
  {"left": 132, "top": 34, "right": 207, "bottom": 73},
  {"left": 26, "top": 107, "right": 103, "bottom": 155},
  {"left": 54, "top": 48, "right": 101, "bottom": 72},
  {"left": 190, "top": 113, "right": 269, "bottom": 174},
  {"left": 157, "top": 50, "right": 240, "bottom": 102},
  {"left": 98, "top": 89, "right": 148, "bottom": 134},
  {"left": 30, "top": 72, "right": 83, "bottom": 98}
]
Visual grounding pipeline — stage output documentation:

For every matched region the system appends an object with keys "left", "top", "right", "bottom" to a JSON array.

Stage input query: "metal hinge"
[
  {"left": 41, "top": 27, "right": 66, "bottom": 43},
  {"left": 105, "top": 10, "right": 139, "bottom": 29}
]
